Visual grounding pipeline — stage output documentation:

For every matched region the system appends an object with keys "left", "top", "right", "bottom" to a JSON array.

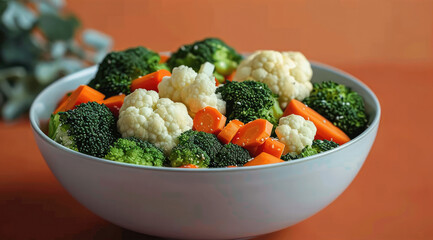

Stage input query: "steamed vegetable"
[
  {"left": 275, "top": 114, "right": 317, "bottom": 154},
  {"left": 232, "top": 119, "right": 273, "bottom": 148},
  {"left": 171, "top": 130, "right": 250, "bottom": 168},
  {"left": 57, "top": 91, "right": 72, "bottom": 108},
  {"left": 255, "top": 138, "right": 285, "bottom": 158},
  {"left": 217, "top": 119, "right": 244, "bottom": 144},
  {"left": 104, "top": 137, "right": 166, "bottom": 166},
  {"left": 212, "top": 143, "right": 251, "bottom": 168},
  {"left": 216, "top": 80, "right": 283, "bottom": 127},
  {"left": 117, "top": 89, "right": 193, "bottom": 154},
  {"left": 233, "top": 50, "right": 313, "bottom": 108},
  {"left": 88, "top": 46, "right": 168, "bottom": 97},
  {"left": 130, "top": 69, "right": 171, "bottom": 92},
  {"left": 168, "top": 130, "right": 225, "bottom": 168},
  {"left": 244, "top": 152, "right": 284, "bottom": 166},
  {"left": 54, "top": 85, "right": 105, "bottom": 114},
  {"left": 49, "top": 102, "right": 118, "bottom": 158},
  {"left": 284, "top": 99, "right": 350, "bottom": 145},
  {"left": 179, "top": 164, "right": 199, "bottom": 168},
  {"left": 178, "top": 130, "right": 223, "bottom": 161},
  {"left": 193, "top": 106, "right": 227, "bottom": 135},
  {"left": 281, "top": 139, "right": 339, "bottom": 161},
  {"left": 45, "top": 39, "right": 371, "bottom": 169},
  {"left": 302, "top": 81, "right": 368, "bottom": 138},
  {"left": 168, "top": 141, "right": 210, "bottom": 168},
  {"left": 167, "top": 38, "right": 242, "bottom": 82},
  {"left": 101, "top": 94, "right": 125, "bottom": 117},
  {"left": 158, "top": 63, "right": 226, "bottom": 117}
]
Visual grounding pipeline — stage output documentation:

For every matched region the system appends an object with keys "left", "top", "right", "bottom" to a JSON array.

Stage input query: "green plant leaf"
[
  {"left": 82, "top": 29, "right": 113, "bottom": 50},
  {"left": 0, "top": 0, "right": 112, "bottom": 121},
  {"left": 37, "top": 2, "right": 58, "bottom": 15},
  {"left": 1, "top": 1, "right": 36, "bottom": 31},
  {"left": 50, "top": 41, "right": 67, "bottom": 58},
  {"left": 0, "top": 0, "right": 7, "bottom": 15},
  {"left": 37, "top": 13, "right": 80, "bottom": 41},
  {"left": 0, "top": 32, "right": 41, "bottom": 68},
  {"left": 2, "top": 90, "right": 36, "bottom": 121},
  {"left": 34, "top": 58, "right": 83, "bottom": 85}
]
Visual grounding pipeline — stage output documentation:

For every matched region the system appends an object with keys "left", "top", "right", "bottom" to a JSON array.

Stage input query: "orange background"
[
  {"left": 71, "top": 0, "right": 433, "bottom": 67},
  {"left": 1, "top": 0, "right": 433, "bottom": 239}
]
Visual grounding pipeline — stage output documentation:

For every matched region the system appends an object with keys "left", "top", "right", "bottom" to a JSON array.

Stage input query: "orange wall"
[{"left": 67, "top": 0, "right": 433, "bottom": 66}]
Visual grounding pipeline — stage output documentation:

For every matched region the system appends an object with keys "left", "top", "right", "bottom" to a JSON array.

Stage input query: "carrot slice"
[
  {"left": 283, "top": 99, "right": 350, "bottom": 145},
  {"left": 57, "top": 91, "right": 72, "bottom": 108},
  {"left": 101, "top": 94, "right": 125, "bottom": 117},
  {"left": 217, "top": 119, "right": 244, "bottom": 144},
  {"left": 54, "top": 85, "right": 105, "bottom": 114},
  {"left": 243, "top": 152, "right": 284, "bottom": 167},
  {"left": 131, "top": 69, "right": 171, "bottom": 92},
  {"left": 179, "top": 164, "right": 199, "bottom": 168},
  {"left": 159, "top": 55, "right": 169, "bottom": 64},
  {"left": 225, "top": 71, "right": 236, "bottom": 82},
  {"left": 193, "top": 106, "right": 227, "bottom": 135},
  {"left": 244, "top": 145, "right": 259, "bottom": 157},
  {"left": 54, "top": 98, "right": 70, "bottom": 114},
  {"left": 255, "top": 138, "right": 285, "bottom": 158},
  {"left": 232, "top": 119, "right": 273, "bottom": 147},
  {"left": 214, "top": 77, "right": 220, "bottom": 86}
]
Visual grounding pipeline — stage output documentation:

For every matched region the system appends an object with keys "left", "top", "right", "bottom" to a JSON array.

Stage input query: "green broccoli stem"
[
  {"left": 214, "top": 72, "right": 225, "bottom": 83},
  {"left": 272, "top": 99, "right": 283, "bottom": 121},
  {"left": 48, "top": 113, "right": 60, "bottom": 139}
]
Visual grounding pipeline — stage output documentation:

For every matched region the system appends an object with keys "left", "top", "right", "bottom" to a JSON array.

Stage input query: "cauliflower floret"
[
  {"left": 158, "top": 64, "right": 226, "bottom": 117},
  {"left": 275, "top": 114, "right": 317, "bottom": 154},
  {"left": 117, "top": 89, "right": 193, "bottom": 154},
  {"left": 233, "top": 50, "right": 313, "bottom": 109}
]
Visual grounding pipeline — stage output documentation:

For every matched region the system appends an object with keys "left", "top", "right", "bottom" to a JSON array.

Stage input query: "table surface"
[{"left": 1, "top": 63, "right": 432, "bottom": 239}]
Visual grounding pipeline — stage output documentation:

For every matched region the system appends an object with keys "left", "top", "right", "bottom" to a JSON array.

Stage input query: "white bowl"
[{"left": 30, "top": 62, "right": 380, "bottom": 240}]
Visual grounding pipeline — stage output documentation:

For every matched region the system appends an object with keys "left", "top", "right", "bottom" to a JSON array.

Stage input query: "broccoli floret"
[
  {"left": 212, "top": 143, "right": 251, "bottom": 168},
  {"left": 281, "top": 152, "right": 299, "bottom": 161},
  {"left": 177, "top": 130, "right": 223, "bottom": 160},
  {"left": 190, "top": 131, "right": 223, "bottom": 160},
  {"left": 167, "top": 38, "right": 242, "bottom": 82},
  {"left": 48, "top": 102, "right": 118, "bottom": 158},
  {"left": 281, "top": 146, "right": 317, "bottom": 161},
  {"left": 298, "top": 146, "right": 319, "bottom": 158},
  {"left": 104, "top": 137, "right": 165, "bottom": 166},
  {"left": 312, "top": 139, "right": 339, "bottom": 152},
  {"left": 168, "top": 142, "right": 210, "bottom": 168},
  {"left": 281, "top": 139, "right": 339, "bottom": 161},
  {"left": 216, "top": 80, "right": 283, "bottom": 126},
  {"left": 88, "top": 46, "right": 168, "bottom": 97},
  {"left": 177, "top": 129, "right": 199, "bottom": 145},
  {"left": 302, "top": 81, "right": 368, "bottom": 138},
  {"left": 169, "top": 130, "right": 223, "bottom": 168}
]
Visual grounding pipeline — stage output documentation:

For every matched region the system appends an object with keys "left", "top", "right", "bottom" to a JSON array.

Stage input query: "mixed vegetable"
[{"left": 47, "top": 37, "right": 369, "bottom": 168}]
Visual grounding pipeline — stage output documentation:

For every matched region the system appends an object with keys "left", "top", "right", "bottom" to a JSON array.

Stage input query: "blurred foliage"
[{"left": 0, "top": 0, "right": 112, "bottom": 120}]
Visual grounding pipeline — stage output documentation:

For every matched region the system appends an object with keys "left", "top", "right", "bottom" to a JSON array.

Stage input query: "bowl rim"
[{"left": 29, "top": 61, "right": 381, "bottom": 173}]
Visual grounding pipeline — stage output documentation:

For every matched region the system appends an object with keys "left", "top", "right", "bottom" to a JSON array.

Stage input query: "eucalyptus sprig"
[{"left": 0, "top": 0, "right": 112, "bottom": 120}]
